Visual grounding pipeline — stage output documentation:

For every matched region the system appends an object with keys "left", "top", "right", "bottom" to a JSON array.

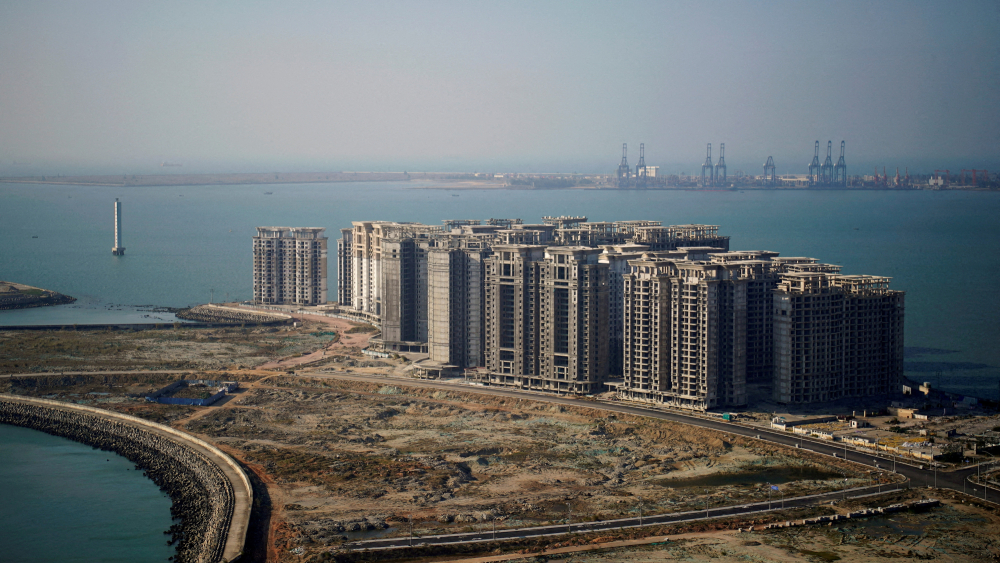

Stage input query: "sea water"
[
  {"left": 0, "top": 423, "right": 175, "bottom": 562},
  {"left": 1, "top": 181, "right": 998, "bottom": 398}
]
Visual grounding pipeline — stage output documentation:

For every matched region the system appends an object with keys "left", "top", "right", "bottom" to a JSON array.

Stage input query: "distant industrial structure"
[
  {"left": 699, "top": 143, "right": 728, "bottom": 186},
  {"left": 112, "top": 198, "right": 125, "bottom": 256},
  {"left": 333, "top": 217, "right": 903, "bottom": 410},
  {"left": 615, "top": 143, "right": 663, "bottom": 188},
  {"left": 252, "top": 227, "right": 328, "bottom": 305},
  {"left": 605, "top": 141, "right": 895, "bottom": 189},
  {"left": 805, "top": 140, "right": 848, "bottom": 187}
]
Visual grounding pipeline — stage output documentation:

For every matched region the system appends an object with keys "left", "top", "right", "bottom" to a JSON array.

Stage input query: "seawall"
[{"left": 0, "top": 394, "right": 252, "bottom": 563}]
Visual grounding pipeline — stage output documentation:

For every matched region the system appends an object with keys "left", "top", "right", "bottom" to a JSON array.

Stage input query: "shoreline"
[
  {"left": 0, "top": 395, "right": 252, "bottom": 563},
  {"left": 2, "top": 172, "right": 994, "bottom": 191},
  {"left": 0, "top": 171, "right": 474, "bottom": 188},
  {"left": 0, "top": 281, "right": 75, "bottom": 311}
]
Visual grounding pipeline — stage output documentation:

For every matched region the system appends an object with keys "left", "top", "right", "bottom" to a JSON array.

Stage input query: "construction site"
[{"left": 3, "top": 307, "right": 999, "bottom": 561}]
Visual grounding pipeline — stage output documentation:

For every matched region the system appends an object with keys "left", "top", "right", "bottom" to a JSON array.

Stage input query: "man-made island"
[{"left": 0, "top": 282, "right": 75, "bottom": 311}]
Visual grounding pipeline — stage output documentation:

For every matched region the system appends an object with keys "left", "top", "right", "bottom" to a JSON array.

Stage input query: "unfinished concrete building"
[
  {"left": 709, "top": 251, "right": 781, "bottom": 383},
  {"left": 334, "top": 217, "right": 904, "bottom": 408},
  {"left": 600, "top": 243, "right": 650, "bottom": 375},
  {"left": 427, "top": 238, "right": 491, "bottom": 368},
  {"left": 336, "top": 227, "right": 353, "bottom": 305},
  {"left": 632, "top": 224, "right": 730, "bottom": 252},
  {"left": 336, "top": 218, "right": 730, "bottom": 389},
  {"left": 346, "top": 221, "right": 442, "bottom": 349},
  {"left": 773, "top": 273, "right": 904, "bottom": 404},
  {"left": 483, "top": 245, "right": 610, "bottom": 393},
  {"left": 537, "top": 247, "right": 610, "bottom": 393},
  {"left": 484, "top": 245, "right": 546, "bottom": 380},
  {"left": 253, "top": 227, "right": 328, "bottom": 305},
  {"left": 619, "top": 252, "right": 748, "bottom": 410}
]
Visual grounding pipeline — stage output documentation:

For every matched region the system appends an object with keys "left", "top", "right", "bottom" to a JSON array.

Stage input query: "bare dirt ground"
[
  {"left": 256, "top": 315, "right": 375, "bottom": 370},
  {"left": 471, "top": 492, "right": 1000, "bottom": 563},
  {"left": 6, "top": 323, "right": 975, "bottom": 563},
  {"left": 172, "top": 374, "right": 876, "bottom": 561},
  {"left": 0, "top": 320, "right": 337, "bottom": 373}
]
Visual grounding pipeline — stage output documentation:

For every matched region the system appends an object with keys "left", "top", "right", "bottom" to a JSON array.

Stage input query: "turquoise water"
[
  {"left": 0, "top": 423, "right": 175, "bottom": 562},
  {"left": 1, "top": 182, "right": 998, "bottom": 398}
]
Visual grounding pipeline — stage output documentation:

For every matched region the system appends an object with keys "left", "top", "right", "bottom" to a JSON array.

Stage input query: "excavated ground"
[
  {"left": 3, "top": 322, "right": 957, "bottom": 563},
  {"left": 0, "top": 320, "right": 337, "bottom": 373},
  {"left": 488, "top": 491, "right": 1000, "bottom": 563},
  {"left": 175, "top": 375, "right": 877, "bottom": 559}
]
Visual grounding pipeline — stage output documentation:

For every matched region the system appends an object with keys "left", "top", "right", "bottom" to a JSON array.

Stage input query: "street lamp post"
[
  {"left": 638, "top": 496, "right": 643, "bottom": 527},
  {"left": 767, "top": 482, "right": 772, "bottom": 510},
  {"left": 567, "top": 503, "right": 572, "bottom": 534}
]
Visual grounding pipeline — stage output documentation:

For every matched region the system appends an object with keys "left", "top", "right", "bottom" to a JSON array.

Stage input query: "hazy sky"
[{"left": 1, "top": 0, "right": 997, "bottom": 174}]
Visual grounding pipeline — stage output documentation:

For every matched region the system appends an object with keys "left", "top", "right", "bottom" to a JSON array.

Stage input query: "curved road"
[{"left": 296, "top": 371, "right": 999, "bottom": 551}]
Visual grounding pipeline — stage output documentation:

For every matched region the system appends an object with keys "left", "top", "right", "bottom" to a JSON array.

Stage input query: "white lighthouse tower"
[{"left": 112, "top": 198, "right": 125, "bottom": 255}]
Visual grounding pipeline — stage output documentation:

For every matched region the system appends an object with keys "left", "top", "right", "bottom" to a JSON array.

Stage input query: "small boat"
[
  {"left": 32, "top": 235, "right": 38, "bottom": 238},
  {"left": 264, "top": 191, "right": 273, "bottom": 195}
]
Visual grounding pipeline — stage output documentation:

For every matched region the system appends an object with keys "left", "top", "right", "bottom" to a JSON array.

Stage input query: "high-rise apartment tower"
[{"left": 253, "top": 227, "right": 328, "bottom": 305}]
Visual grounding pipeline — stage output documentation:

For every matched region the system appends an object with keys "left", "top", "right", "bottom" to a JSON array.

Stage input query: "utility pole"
[
  {"left": 408, "top": 516, "right": 413, "bottom": 547},
  {"left": 767, "top": 482, "right": 772, "bottom": 510},
  {"left": 567, "top": 502, "right": 572, "bottom": 534},
  {"left": 638, "top": 496, "right": 643, "bottom": 527}
]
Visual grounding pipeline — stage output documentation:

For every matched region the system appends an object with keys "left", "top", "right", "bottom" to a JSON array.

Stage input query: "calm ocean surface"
[
  {"left": 0, "top": 424, "right": 175, "bottom": 562},
  {"left": 1, "top": 181, "right": 998, "bottom": 399}
]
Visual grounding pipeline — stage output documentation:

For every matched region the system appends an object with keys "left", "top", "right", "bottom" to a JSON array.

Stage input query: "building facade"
[
  {"left": 332, "top": 216, "right": 903, "bottom": 409},
  {"left": 253, "top": 227, "right": 328, "bottom": 305},
  {"left": 483, "top": 245, "right": 610, "bottom": 393},
  {"left": 773, "top": 273, "right": 904, "bottom": 404},
  {"left": 620, "top": 253, "right": 747, "bottom": 410}
]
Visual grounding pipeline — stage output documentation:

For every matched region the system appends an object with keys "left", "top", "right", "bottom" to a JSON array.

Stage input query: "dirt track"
[{"left": 256, "top": 315, "right": 374, "bottom": 370}]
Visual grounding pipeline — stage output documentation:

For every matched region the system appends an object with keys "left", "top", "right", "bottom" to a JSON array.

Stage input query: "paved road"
[
  {"left": 298, "top": 371, "right": 999, "bottom": 551},
  {"left": 344, "top": 484, "right": 905, "bottom": 550}
]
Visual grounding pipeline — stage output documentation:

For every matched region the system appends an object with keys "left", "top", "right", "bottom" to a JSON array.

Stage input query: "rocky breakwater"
[
  {"left": 176, "top": 304, "right": 291, "bottom": 326},
  {"left": 0, "top": 397, "right": 243, "bottom": 563},
  {"left": 0, "top": 281, "right": 75, "bottom": 310}
]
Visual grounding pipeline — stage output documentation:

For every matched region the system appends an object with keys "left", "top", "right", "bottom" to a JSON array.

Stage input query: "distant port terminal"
[{"left": 0, "top": 143, "right": 994, "bottom": 190}]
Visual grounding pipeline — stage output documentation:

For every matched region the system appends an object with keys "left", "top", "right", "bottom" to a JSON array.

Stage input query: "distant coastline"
[
  {"left": 0, "top": 282, "right": 75, "bottom": 311},
  {"left": 0, "top": 171, "right": 472, "bottom": 188},
  {"left": 1, "top": 171, "right": 995, "bottom": 191}
]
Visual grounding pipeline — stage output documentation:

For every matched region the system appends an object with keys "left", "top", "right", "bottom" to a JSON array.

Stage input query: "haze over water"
[{"left": 1, "top": 181, "right": 997, "bottom": 400}]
